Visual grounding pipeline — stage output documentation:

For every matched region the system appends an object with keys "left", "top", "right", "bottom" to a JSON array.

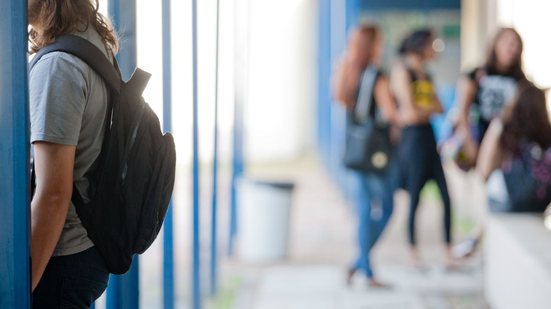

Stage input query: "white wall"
[
  {"left": 104, "top": 0, "right": 318, "bottom": 165},
  {"left": 462, "top": 0, "right": 551, "bottom": 114},
  {"left": 494, "top": 0, "right": 551, "bottom": 89},
  {"left": 244, "top": 0, "right": 317, "bottom": 162}
]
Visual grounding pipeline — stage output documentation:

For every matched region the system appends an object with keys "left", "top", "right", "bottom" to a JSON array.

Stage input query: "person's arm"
[
  {"left": 390, "top": 64, "right": 424, "bottom": 124},
  {"left": 429, "top": 91, "right": 444, "bottom": 114},
  {"left": 31, "top": 142, "right": 75, "bottom": 290},
  {"left": 332, "top": 58, "right": 354, "bottom": 109},
  {"left": 455, "top": 76, "right": 477, "bottom": 129},
  {"left": 476, "top": 119, "right": 503, "bottom": 181},
  {"left": 373, "top": 76, "right": 400, "bottom": 126},
  {"left": 447, "top": 76, "right": 479, "bottom": 163}
]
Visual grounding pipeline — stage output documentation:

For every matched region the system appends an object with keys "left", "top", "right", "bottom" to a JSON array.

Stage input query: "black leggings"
[{"left": 399, "top": 124, "right": 452, "bottom": 246}]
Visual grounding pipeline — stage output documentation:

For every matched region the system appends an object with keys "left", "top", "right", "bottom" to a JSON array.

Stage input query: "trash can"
[{"left": 237, "top": 178, "right": 294, "bottom": 262}]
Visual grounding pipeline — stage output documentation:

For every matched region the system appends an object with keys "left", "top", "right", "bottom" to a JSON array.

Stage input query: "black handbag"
[{"left": 343, "top": 67, "right": 392, "bottom": 174}]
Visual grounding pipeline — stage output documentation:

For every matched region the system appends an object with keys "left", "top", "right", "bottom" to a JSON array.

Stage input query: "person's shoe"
[
  {"left": 409, "top": 248, "right": 427, "bottom": 272},
  {"left": 345, "top": 267, "right": 357, "bottom": 286},
  {"left": 452, "top": 237, "right": 480, "bottom": 259},
  {"left": 368, "top": 278, "right": 392, "bottom": 289}
]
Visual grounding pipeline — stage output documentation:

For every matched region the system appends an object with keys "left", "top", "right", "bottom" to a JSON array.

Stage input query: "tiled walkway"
[{"left": 216, "top": 158, "right": 487, "bottom": 309}]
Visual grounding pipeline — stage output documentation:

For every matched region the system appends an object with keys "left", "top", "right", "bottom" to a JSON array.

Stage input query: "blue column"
[
  {"left": 191, "top": 0, "right": 202, "bottom": 308},
  {"left": 162, "top": 0, "right": 175, "bottom": 308},
  {"left": 106, "top": 0, "right": 140, "bottom": 308},
  {"left": 109, "top": 0, "right": 137, "bottom": 80},
  {"left": 210, "top": 0, "right": 221, "bottom": 296},
  {"left": 324, "top": 0, "right": 363, "bottom": 196},
  {"left": 228, "top": 0, "right": 249, "bottom": 258},
  {"left": 0, "top": 1, "right": 30, "bottom": 308},
  {"left": 317, "top": 0, "right": 331, "bottom": 164},
  {"left": 328, "top": 0, "right": 347, "bottom": 190},
  {"left": 346, "top": 0, "right": 362, "bottom": 31}
]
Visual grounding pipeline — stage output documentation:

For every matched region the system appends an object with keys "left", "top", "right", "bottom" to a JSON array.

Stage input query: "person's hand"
[
  {"left": 456, "top": 125, "right": 478, "bottom": 164},
  {"left": 498, "top": 101, "right": 515, "bottom": 123}
]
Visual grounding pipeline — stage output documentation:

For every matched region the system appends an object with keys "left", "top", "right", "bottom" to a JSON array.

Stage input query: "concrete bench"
[{"left": 485, "top": 214, "right": 551, "bottom": 309}]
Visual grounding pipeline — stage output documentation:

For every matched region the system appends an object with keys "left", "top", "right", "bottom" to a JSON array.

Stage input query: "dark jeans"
[
  {"left": 400, "top": 124, "right": 452, "bottom": 246},
  {"left": 33, "top": 246, "right": 109, "bottom": 309}
]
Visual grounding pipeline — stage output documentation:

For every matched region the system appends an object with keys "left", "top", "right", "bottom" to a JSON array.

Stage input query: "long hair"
[
  {"left": 485, "top": 28, "right": 525, "bottom": 80},
  {"left": 500, "top": 84, "right": 551, "bottom": 154},
  {"left": 333, "top": 24, "right": 381, "bottom": 109},
  {"left": 398, "top": 29, "right": 434, "bottom": 56},
  {"left": 29, "top": 0, "right": 118, "bottom": 54}
]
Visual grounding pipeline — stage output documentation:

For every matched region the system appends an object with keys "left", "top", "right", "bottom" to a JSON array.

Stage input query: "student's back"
[{"left": 477, "top": 84, "right": 551, "bottom": 213}]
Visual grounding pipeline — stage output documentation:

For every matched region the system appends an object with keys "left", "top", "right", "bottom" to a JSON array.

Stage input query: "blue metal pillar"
[
  {"left": 106, "top": 0, "right": 140, "bottom": 308},
  {"left": 162, "top": 0, "right": 175, "bottom": 308},
  {"left": 191, "top": 0, "right": 202, "bottom": 307},
  {"left": 210, "top": 0, "right": 221, "bottom": 296},
  {"left": 109, "top": 0, "right": 137, "bottom": 80},
  {"left": 228, "top": 0, "right": 249, "bottom": 258},
  {"left": 0, "top": 1, "right": 30, "bottom": 308},
  {"left": 343, "top": 0, "right": 362, "bottom": 203},
  {"left": 317, "top": 0, "right": 331, "bottom": 164},
  {"left": 328, "top": 0, "right": 347, "bottom": 190}
]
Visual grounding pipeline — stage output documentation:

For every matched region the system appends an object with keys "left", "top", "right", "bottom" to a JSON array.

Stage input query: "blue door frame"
[{"left": 0, "top": 1, "right": 31, "bottom": 308}]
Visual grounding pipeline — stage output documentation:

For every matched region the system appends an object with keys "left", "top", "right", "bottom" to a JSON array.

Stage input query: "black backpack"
[{"left": 30, "top": 35, "right": 176, "bottom": 274}]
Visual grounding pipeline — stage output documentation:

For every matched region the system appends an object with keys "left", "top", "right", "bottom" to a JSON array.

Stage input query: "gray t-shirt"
[{"left": 29, "top": 27, "right": 112, "bottom": 256}]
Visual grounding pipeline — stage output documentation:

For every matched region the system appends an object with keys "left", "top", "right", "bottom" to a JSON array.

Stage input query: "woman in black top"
[
  {"left": 390, "top": 29, "right": 453, "bottom": 268},
  {"left": 451, "top": 28, "right": 527, "bottom": 258},
  {"left": 455, "top": 28, "right": 526, "bottom": 164}
]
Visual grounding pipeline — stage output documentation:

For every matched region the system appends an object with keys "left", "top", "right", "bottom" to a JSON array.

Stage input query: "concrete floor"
[
  {"left": 209, "top": 158, "right": 488, "bottom": 309},
  {"left": 90, "top": 156, "right": 487, "bottom": 308}
]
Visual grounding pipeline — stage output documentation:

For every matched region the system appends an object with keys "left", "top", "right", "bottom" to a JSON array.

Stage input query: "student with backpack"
[
  {"left": 477, "top": 83, "right": 551, "bottom": 213},
  {"left": 28, "top": 1, "right": 175, "bottom": 307},
  {"left": 333, "top": 24, "right": 401, "bottom": 287},
  {"left": 390, "top": 29, "right": 454, "bottom": 269}
]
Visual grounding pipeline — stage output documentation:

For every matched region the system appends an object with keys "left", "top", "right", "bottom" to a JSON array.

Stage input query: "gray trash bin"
[{"left": 237, "top": 178, "right": 294, "bottom": 262}]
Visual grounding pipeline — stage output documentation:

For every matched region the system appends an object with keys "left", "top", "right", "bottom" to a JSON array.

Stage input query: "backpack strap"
[
  {"left": 353, "top": 66, "right": 379, "bottom": 123},
  {"left": 30, "top": 35, "right": 121, "bottom": 94},
  {"left": 29, "top": 35, "right": 121, "bottom": 208}
]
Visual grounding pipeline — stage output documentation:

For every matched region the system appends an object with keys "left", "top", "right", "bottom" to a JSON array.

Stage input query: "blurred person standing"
[
  {"left": 452, "top": 28, "right": 527, "bottom": 258},
  {"left": 390, "top": 29, "right": 454, "bottom": 268},
  {"left": 477, "top": 83, "right": 551, "bottom": 213},
  {"left": 28, "top": 0, "right": 117, "bottom": 307},
  {"left": 333, "top": 24, "right": 401, "bottom": 287},
  {"left": 454, "top": 28, "right": 526, "bottom": 167}
]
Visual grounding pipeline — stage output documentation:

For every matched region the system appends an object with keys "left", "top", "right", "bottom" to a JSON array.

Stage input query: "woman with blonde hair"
[{"left": 334, "top": 24, "right": 400, "bottom": 287}]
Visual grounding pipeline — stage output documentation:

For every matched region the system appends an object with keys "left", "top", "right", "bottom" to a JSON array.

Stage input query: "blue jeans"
[
  {"left": 353, "top": 169, "right": 395, "bottom": 278},
  {"left": 33, "top": 246, "right": 109, "bottom": 308}
]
